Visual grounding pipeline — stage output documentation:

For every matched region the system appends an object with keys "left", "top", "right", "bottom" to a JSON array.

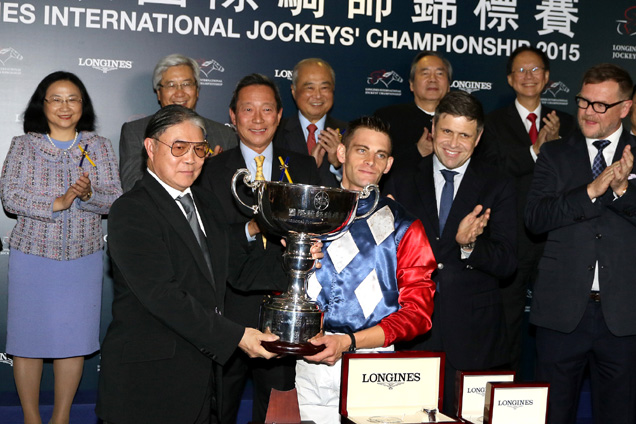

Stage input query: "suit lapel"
[
  {"left": 507, "top": 103, "right": 532, "bottom": 147},
  {"left": 283, "top": 117, "right": 307, "bottom": 155},
  {"left": 611, "top": 129, "right": 636, "bottom": 164},
  {"left": 192, "top": 188, "right": 226, "bottom": 293},
  {"left": 443, "top": 162, "right": 483, "bottom": 242},
  {"left": 224, "top": 148, "right": 255, "bottom": 217},
  {"left": 143, "top": 174, "right": 215, "bottom": 285},
  {"left": 415, "top": 156, "right": 442, "bottom": 236}
]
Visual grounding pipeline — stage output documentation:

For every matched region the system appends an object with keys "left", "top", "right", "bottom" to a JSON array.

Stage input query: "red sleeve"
[{"left": 378, "top": 219, "right": 436, "bottom": 346}]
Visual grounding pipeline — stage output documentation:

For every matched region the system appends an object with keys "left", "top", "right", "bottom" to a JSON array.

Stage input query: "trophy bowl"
[{"left": 231, "top": 169, "right": 379, "bottom": 355}]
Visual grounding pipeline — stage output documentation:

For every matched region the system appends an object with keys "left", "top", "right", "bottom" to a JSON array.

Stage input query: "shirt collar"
[
  {"left": 515, "top": 98, "right": 541, "bottom": 118},
  {"left": 585, "top": 124, "right": 623, "bottom": 149},
  {"left": 432, "top": 154, "right": 471, "bottom": 176},
  {"left": 298, "top": 111, "right": 327, "bottom": 132},
  {"left": 147, "top": 168, "right": 193, "bottom": 200}
]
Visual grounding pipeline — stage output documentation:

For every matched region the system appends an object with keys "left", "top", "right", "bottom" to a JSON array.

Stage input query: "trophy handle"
[
  {"left": 355, "top": 184, "right": 380, "bottom": 220},
  {"left": 231, "top": 168, "right": 260, "bottom": 215}
]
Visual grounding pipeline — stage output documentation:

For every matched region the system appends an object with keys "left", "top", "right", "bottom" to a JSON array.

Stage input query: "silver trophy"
[{"left": 231, "top": 168, "right": 379, "bottom": 355}]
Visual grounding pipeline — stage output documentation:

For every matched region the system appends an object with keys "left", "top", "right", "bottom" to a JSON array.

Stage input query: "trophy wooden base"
[{"left": 262, "top": 340, "right": 326, "bottom": 356}]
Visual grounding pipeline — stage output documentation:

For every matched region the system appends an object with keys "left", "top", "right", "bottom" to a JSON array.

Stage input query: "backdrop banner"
[{"left": 1, "top": 0, "right": 635, "bottom": 397}]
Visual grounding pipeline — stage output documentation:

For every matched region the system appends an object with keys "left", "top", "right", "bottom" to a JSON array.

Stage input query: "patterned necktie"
[
  {"left": 307, "top": 123, "right": 318, "bottom": 154},
  {"left": 254, "top": 155, "right": 265, "bottom": 181},
  {"left": 253, "top": 155, "right": 267, "bottom": 247},
  {"left": 592, "top": 139, "right": 611, "bottom": 179},
  {"left": 527, "top": 113, "right": 538, "bottom": 145},
  {"left": 176, "top": 193, "right": 214, "bottom": 282},
  {"left": 439, "top": 169, "right": 458, "bottom": 234}
]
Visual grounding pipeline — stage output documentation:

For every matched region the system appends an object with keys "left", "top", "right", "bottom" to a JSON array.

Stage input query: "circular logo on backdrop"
[{"left": 314, "top": 191, "right": 329, "bottom": 211}]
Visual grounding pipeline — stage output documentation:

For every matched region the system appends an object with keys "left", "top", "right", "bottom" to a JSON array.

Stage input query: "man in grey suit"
[
  {"left": 119, "top": 54, "right": 237, "bottom": 192},
  {"left": 274, "top": 58, "right": 346, "bottom": 187},
  {"left": 526, "top": 63, "right": 636, "bottom": 424}
]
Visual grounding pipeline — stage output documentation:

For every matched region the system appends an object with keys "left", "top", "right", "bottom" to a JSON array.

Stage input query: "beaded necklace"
[{"left": 46, "top": 131, "right": 79, "bottom": 150}]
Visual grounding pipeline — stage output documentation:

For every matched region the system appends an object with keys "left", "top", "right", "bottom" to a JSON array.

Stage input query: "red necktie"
[
  {"left": 307, "top": 123, "right": 317, "bottom": 154},
  {"left": 527, "top": 113, "right": 538, "bottom": 145}
]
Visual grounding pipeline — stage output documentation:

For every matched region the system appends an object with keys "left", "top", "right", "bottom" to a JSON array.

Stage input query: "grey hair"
[
  {"left": 291, "top": 58, "right": 336, "bottom": 88},
  {"left": 152, "top": 54, "right": 201, "bottom": 91}
]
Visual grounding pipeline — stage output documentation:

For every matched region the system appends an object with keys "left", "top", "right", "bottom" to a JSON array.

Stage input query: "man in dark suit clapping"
[
  {"left": 384, "top": 91, "right": 517, "bottom": 416},
  {"left": 525, "top": 63, "right": 636, "bottom": 424},
  {"left": 274, "top": 58, "right": 346, "bottom": 187}
]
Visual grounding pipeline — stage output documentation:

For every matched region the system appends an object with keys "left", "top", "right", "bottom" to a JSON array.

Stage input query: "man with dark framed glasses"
[
  {"left": 526, "top": 63, "right": 636, "bottom": 424},
  {"left": 575, "top": 95, "right": 628, "bottom": 114}
]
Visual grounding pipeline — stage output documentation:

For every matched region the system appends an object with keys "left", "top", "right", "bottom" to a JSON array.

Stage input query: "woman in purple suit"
[{"left": 0, "top": 71, "right": 121, "bottom": 424}]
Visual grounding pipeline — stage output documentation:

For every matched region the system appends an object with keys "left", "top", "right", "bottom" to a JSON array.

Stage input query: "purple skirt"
[{"left": 6, "top": 249, "right": 103, "bottom": 358}]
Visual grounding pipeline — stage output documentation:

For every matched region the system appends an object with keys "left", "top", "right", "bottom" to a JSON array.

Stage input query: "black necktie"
[
  {"left": 177, "top": 193, "right": 214, "bottom": 281},
  {"left": 439, "top": 169, "right": 458, "bottom": 234},
  {"left": 592, "top": 139, "right": 610, "bottom": 179}
]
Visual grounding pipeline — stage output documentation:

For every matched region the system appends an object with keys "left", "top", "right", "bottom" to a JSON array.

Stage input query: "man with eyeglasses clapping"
[{"left": 525, "top": 63, "right": 636, "bottom": 424}]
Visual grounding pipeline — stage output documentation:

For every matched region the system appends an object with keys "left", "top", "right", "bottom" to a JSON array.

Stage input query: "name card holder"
[
  {"left": 340, "top": 351, "right": 461, "bottom": 424},
  {"left": 455, "top": 371, "right": 516, "bottom": 423},
  {"left": 483, "top": 382, "right": 549, "bottom": 424}
]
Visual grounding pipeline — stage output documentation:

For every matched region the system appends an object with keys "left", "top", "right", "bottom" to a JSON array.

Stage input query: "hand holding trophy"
[{"left": 231, "top": 168, "right": 379, "bottom": 355}]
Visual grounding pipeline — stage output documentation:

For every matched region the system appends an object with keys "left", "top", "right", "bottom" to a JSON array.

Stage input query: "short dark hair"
[
  {"left": 229, "top": 73, "right": 282, "bottom": 113},
  {"left": 582, "top": 63, "right": 634, "bottom": 100},
  {"left": 144, "top": 104, "right": 206, "bottom": 141},
  {"left": 23, "top": 71, "right": 96, "bottom": 134},
  {"left": 342, "top": 116, "right": 392, "bottom": 154},
  {"left": 409, "top": 51, "right": 453, "bottom": 83},
  {"left": 434, "top": 91, "right": 485, "bottom": 134},
  {"left": 506, "top": 46, "right": 550, "bottom": 75}
]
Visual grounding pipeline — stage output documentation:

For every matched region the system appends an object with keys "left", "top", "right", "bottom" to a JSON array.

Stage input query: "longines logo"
[
  {"left": 361, "top": 372, "right": 420, "bottom": 390},
  {"left": 541, "top": 80, "right": 569, "bottom": 106},
  {"left": 497, "top": 399, "right": 533, "bottom": 410},
  {"left": 274, "top": 69, "right": 293, "bottom": 81},
  {"left": 451, "top": 80, "right": 492, "bottom": 94},
  {"left": 365, "top": 70, "right": 403, "bottom": 96},
  {"left": 197, "top": 59, "right": 224, "bottom": 87},
  {"left": 0, "top": 47, "right": 24, "bottom": 75},
  {"left": 467, "top": 386, "right": 486, "bottom": 397},
  {"left": 0, "top": 353, "right": 13, "bottom": 367},
  {"left": 616, "top": 6, "right": 636, "bottom": 36},
  {"left": 78, "top": 58, "right": 133, "bottom": 74}
]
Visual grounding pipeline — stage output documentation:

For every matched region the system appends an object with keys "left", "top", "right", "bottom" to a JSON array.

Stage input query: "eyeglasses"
[
  {"left": 575, "top": 96, "right": 627, "bottom": 114},
  {"left": 512, "top": 66, "right": 544, "bottom": 76},
  {"left": 153, "top": 138, "right": 210, "bottom": 158},
  {"left": 157, "top": 81, "right": 197, "bottom": 92},
  {"left": 44, "top": 96, "right": 83, "bottom": 107}
]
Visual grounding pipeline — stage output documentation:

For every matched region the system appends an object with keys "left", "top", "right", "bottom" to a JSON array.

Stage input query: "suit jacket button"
[
  {"left": 437, "top": 263, "right": 444, "bottom": 270},
  {"left": 595, "top": 233, "right": 602, "bottom": 239},
  {"left": 588, "top": 265, "right": 594, "bottom": 271},
  {"left": 435, "top": 237, "right": 440, "bottom": 241},
  {"left": 465, "top": 264, "right": 473, "bottom": 269}
]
